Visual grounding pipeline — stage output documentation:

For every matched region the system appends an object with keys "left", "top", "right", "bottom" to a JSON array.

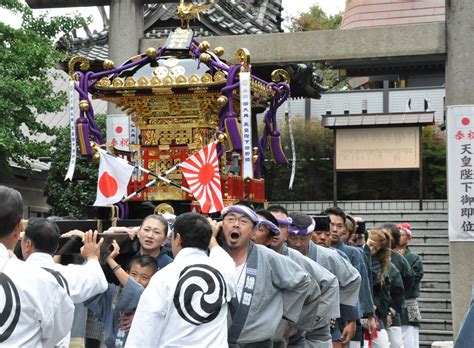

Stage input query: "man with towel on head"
[
  {"left": 286, "top": 212, "right": 361, "bottom": 348},
  {"left": 220, "top": 204, "right": 311, "bottom": 348},
  {"left": 268, "top": 205, "right": 340, "bottom": 348}
]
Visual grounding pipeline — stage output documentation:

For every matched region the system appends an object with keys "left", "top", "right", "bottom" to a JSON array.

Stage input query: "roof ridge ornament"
[{"left": 177, "top": 0, "right": 216, "bottom": 29}]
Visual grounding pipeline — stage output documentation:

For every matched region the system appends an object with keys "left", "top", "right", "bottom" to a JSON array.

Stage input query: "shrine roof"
[
  {"left": 62, "top": 1, "right": 283, "bottom": 62},
  {"left": 322, "top": 112, "right": 436, "bottom": 129}
]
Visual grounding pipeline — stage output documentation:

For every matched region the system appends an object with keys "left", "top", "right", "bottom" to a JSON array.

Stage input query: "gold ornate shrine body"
[{"left": 89, "top": 54, "right": 273, "bottom": 202}]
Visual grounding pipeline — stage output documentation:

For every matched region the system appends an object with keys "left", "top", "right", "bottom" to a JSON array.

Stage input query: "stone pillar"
[
  {"left": 445, "top": 0, "right": 474, "bottom": 339},
  {"left": 108, "top": 0, "right": 144, "bottom": 113}
]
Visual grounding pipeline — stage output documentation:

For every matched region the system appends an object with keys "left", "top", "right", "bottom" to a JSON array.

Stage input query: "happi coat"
[
  {"left": 125, "top": 246, "right": 236, "bottom": 348},
  {"left": 228, "top": 243, "right": 311, "bottom": 346},
  {"left": 26, "top": 252, "right": 108, "bottom": 347},
  {"left": 0, "top": 244, "right": 74, "bottom": 347}
]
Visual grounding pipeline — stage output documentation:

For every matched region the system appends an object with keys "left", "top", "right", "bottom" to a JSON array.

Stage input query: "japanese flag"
[{"left": 93, "top": 148, "right": 134, "bottom": 206}]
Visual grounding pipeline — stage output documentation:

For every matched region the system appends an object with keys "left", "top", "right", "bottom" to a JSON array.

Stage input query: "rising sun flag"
[{"left": 180, "top": 142, "right": 224, "bottom": 213}]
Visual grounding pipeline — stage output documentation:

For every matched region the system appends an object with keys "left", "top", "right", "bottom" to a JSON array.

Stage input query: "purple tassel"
[
  {"left": 224, "top": 111, "right": 242, "bottom": 151},
  {"left": 269, "top": 132, "right": 288, "bottom": 164},
  {"left": 76, "top": 117, "right": 92, "bottom": 155}
]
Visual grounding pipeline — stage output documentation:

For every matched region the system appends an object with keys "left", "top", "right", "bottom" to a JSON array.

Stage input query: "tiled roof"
[
  {"left": 28, "top": 69, "right": 107, "bottom": 144},
  {"left": 64, "top": 0, "right": 283, "bottom": 62},
  {"left": 322, "top": 112, "right": 436, "bottom": 128}
]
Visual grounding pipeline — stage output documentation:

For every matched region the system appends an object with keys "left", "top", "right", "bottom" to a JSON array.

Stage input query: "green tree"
[
  {"left": 264, "top": 118, "right": 334, "bottom": 201},
  {"left": 422, "top": 126, "right": 447, "bottom": 198},
  {"left": 45, "top": 114, "right": 105, "bottom": 218},
  {"left": 288, "top": 5, "right": 347, "bottom": 90},
  {"left": 288, "top": 5, "right": 343, "bottom": 31},
  {"left": 0, "top": 0, "right": 87, "bottom": 171}
]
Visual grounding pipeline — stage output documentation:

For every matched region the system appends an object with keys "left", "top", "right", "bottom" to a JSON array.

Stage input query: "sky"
[{"left": 1, "top": 0, "right": 346, "bottom": 34}]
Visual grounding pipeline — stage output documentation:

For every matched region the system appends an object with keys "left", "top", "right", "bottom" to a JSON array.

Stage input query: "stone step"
[
  {"left": 417, "top": 250, "right": 450, "bottom": 261},
  {"left": 413, "top": 235, "right": 449, "bottom": 244},
  {"left": 420, "top": 287, "right": 451, "bottom": 298},
  {"left": 305, "top": 210, "right": 447, "bottom": 218},
  {"left": 421, "top": 318, "right": 453, "bottom": 331},
  {"left": 423, "top": 261, "right": 451, "bottom": 272},
  {"left": 420, "top": 308, "right": 453, "bottom": 320},
  {"left": 423, "top": 269, "right": 451, "bottom": 277},
  {"left": 364, "top": 221, "right": 449, "bottom": 230},
  {"left": 354, "top": 211, "right": 447, "bottom": 218},
  {"left": 410, "top": 244, "right": 449, "bottom": 255},
  {"left": 419, "top": 340, "right": 453, "bottom": 348},
  {"left": 419, "top": 330, "right": 453, "bottom": 345},
  {"left": 419, "top": 297, "right": 452, "bottom": 309},
  {"left": 421, "top": 279, "right": 451, "bottom": 290}
]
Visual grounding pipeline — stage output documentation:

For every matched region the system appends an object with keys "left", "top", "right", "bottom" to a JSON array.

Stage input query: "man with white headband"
[
  {"left": 268, "top": 205, "right": 340, "bottom": 348},
  {"left": 220, "top": 204, "right": 311, "bottom": 347},
  {"left": 287, "top": 212, "right": 361, "bottom": 348}
]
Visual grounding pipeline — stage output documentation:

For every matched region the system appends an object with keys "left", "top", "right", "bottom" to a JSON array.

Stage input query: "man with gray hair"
[
  {"left": 219, "top": 204, "right": 311, "bottom": 347},
  {"left": 0, "top": 185, "right": 74, "bottom": 346}
]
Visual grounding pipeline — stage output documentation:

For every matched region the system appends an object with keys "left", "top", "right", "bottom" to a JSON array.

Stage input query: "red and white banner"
[
  {"left": 180, "top": 142, "right": 224, "bottom": 213},
  {"left": 93, "top": 148, "right": 134, "bottom": 206},
  {"left": 107, "top": 114, "right": 131, "bottom": 151},
  {"left": 447, "top": 105, "right": 474, "bottom": 241}
]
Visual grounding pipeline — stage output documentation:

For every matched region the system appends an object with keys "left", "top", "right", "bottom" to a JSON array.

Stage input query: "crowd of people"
[{"left": 0, "top": 185, "right": 424, "bottom": 348}]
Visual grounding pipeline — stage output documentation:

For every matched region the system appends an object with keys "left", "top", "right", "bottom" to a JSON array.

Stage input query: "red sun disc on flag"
[
  {"left": 462, "top": 117, "right": 471, "bottom": 126},
  {"left": 98, "top": 171, "right": 118, "bottom": 198},
  {"left": 198, "top": 163, "right": 215, "bottom": 185},
  {"left": 115, "top": 126, "right": 123, "bottom": 134}
]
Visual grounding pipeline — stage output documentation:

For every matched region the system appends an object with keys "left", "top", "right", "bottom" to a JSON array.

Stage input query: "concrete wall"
[
  {"left": 268, "top": 87, "right": 445, "bottom": 123},
  {"left": 141, "top": 22, "right": 446, "bottom": 65}
]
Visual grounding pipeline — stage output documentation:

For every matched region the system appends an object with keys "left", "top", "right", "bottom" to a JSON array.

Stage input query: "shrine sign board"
[{"left": 335, "top": 127, "right": 420, "bottom": 171}]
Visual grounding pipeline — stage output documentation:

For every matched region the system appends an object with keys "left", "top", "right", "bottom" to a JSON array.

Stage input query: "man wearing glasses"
[{"left": 219, "top": 204, "right": 311, "bottom": 348}]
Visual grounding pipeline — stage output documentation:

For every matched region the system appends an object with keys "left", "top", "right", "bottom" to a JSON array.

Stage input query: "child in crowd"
[{"left": 84, "top": 240, "right": 158, "bottom": 348}]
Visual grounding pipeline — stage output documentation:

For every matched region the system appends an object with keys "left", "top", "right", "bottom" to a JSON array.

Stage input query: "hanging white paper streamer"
[
  {"left": 64, "top": 80, "right": 77, "bottom": 181},
  {"left": 286, "top": 99, "right": 296, "bottom": 190}
]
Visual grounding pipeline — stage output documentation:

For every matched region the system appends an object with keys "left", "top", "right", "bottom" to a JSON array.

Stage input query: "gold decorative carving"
[
  {"left": 146, "top": 47, "right": 157, "bottom": 58},
  {"left": 216, "top": 95, "right": 228, "bottom": 108},
  {"left": 68, "top": 56, "right": 90, "bottom": 80},
  {"left": 236, "top": 48, "right": 250, "bottom": 72},
  {"left": 163, "top": 76, "right": 173, "bottom": 85},
  {"left": 125, "top": 77, "right": 136, "bottom": 87},
  {"left": 112, "top": 78, "right": 124, "bottom": 87},
  {"left": 155, "top": 203, "right": 175, "bottom": 215},
  {"left": 175, "top": 75, "right": 187, "bottom": 84},
  {"left": 150, "top": 77, "right": 161, "bottom": 86},
  {"left": 79, "top": 100, "right": 89, "bottom": 111},
  {"left": 198, "top": 41, "right": 210, "bottom": 52},
  {"left": 188, "top": 74, "right": 200, "bottom": 84},
  {"left": 271, "top": 69, "right": 291, "bottom": 84},
  {"left": 213, "top": 71, "right": 226, "bottom": 82},
  {"left": 214, "top": 47, "right": 224, "bottom": 57},
  {"left": 97, "top": 77, "right": 111, "bottom": 87},
  {"left": 201, "top": 73, "right": 212, "bottom": 83},
  {"left": 199, "top": 53, "right": 212, "bottom": 64},
  {"left": 137, "top": 77, "right": 150, "bottom": 87}
]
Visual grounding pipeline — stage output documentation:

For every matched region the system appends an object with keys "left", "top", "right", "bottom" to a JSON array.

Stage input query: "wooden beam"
[{"left": 26, "top": 0, "right": 167, "bottom": 8}]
